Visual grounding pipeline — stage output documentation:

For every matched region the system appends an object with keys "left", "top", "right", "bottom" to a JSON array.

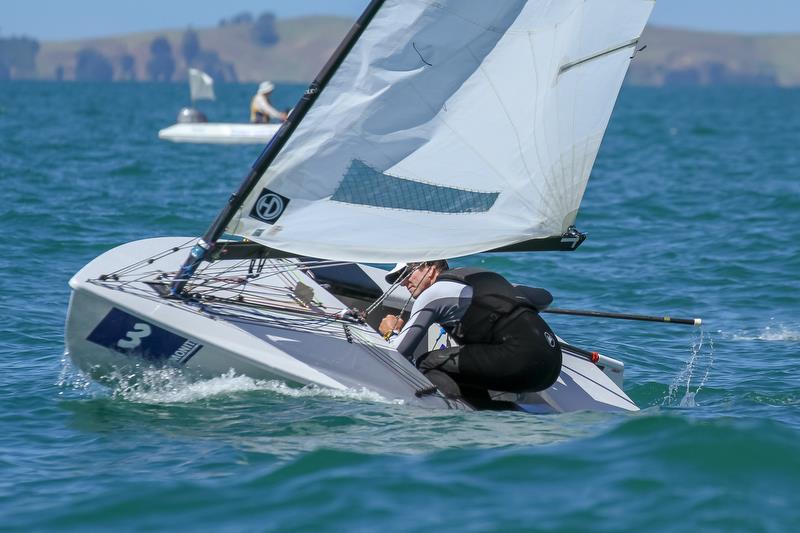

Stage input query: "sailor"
[
  {"left": 250, "top": 81, "right": 288, "bottom": 123},
  {"left": 379, "top": 261, "right": 562, "bottom": 405}
]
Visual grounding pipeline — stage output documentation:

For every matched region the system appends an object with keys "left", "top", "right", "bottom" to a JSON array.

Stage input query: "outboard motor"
[{"left": 176, "top": 107, "right": 208, "bottom": 124}]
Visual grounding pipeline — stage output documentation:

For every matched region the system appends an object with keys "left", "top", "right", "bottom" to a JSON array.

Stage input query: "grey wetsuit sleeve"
[{"left": 392, "top": 281, "right": 471, "bottom": 360}]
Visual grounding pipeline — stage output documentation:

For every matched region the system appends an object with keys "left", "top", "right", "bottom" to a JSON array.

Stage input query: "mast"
[{"left": 171, "top": 0, "right": 388, "bottom": 295}]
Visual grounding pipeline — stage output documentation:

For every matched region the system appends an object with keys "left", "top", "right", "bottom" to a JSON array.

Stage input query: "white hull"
[
  {"left": 158, "top": 123, "right": 280, "bottom": 144},
  {"left": 65, "top": 237, "right": 638, "bottom": 414}
]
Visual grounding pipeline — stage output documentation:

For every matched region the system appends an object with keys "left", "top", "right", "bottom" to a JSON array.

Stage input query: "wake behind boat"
[
  {"left": 68, "top": 0, "right": 657, "bottom": 413},
  {"left": 158, "top": 68, "right": 281, "bottom": 144}
]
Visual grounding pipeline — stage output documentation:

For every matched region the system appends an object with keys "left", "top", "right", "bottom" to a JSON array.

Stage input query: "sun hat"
[
  {"left": 257, "top": 81, "right": 275, "bottom": 94},
  {"left": 385, "top": 263, "right": 410, "bottom": 284}
]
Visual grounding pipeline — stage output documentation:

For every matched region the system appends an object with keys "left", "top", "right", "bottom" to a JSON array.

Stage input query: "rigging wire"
[
  {"left": 88, "top": 243, "right": 448, "bottom": 400},
  {"left": 364, "top": 266, "right": 415, "bottom": 317}
]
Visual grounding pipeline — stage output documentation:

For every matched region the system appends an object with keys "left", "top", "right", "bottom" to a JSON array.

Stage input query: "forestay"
[{"left": 227, "top": 0, "right": 654, "bottom": 262}]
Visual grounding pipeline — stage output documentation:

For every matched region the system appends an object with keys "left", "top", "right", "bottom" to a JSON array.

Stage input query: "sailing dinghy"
[
  {"left": 158, "top": 68, "right": 280, "bottom": 144},
  {"left": 67, "top": 0, "right": 655, "bottom": 413}
]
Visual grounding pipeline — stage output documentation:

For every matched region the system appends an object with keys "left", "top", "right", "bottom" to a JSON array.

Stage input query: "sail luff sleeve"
[{"left": 170, "top": 0, "right": 388, "bottom": 295}]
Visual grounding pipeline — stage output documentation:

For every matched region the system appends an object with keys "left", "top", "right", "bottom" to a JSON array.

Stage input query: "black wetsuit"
[{"left": 390, "top": 268, "right": 562, "bottom": 397}]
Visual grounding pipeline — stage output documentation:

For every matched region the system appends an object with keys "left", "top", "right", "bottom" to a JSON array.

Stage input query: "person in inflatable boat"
[{"left": 250, "top": 81, "right": 288, "bottom": 123}]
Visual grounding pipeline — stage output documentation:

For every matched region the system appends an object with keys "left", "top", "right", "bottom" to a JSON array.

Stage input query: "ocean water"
[{"left": 1, "top": 80, "right": 799, "bottom": 531}]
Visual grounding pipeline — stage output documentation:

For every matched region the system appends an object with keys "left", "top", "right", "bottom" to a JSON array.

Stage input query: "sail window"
[{"left": 331, "top": 160, "right": 499, "bottom": 214}]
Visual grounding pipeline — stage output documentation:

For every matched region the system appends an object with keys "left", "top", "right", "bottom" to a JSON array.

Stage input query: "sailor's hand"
[{"left": 379, "top": 315, "right": 404, "bottom": 337}]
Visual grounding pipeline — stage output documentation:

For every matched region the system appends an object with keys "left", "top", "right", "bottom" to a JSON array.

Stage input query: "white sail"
[
  {"left": 227, "top": 0, "right": 654, "bottom": 262},
  {"left": 188, "top": 68, "right": 215, "bottom": 102}
]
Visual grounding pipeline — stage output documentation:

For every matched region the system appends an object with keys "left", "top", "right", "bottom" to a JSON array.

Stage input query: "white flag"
[{"left": 188, "top": 68, "right": 215, "bottom": 102}]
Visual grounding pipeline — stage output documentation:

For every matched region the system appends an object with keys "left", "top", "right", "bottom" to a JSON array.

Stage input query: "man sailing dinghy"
[
  {"left": 66, "top": 0, "right": 656, "bottom": 413},
  {"left": 158, "top": 69, "right": 281, "bottom": 144}
]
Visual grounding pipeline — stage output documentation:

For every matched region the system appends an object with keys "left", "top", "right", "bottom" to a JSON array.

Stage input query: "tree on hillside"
[
  {"left": 232, "top": 12, "right": 254, "bottom": 24},
  {"left": 120, "top": 54, "right": 136, "bottom": 81},
  {"left": 147, "top": 36, "right": 175, "bottom": 82},
  {"left": 219, "top": 12, "right": 253, "bottom": 26},
  {"left": 252, "top": 12, "right": 279, "bottom": 46},
  {"left": 0, "top": 36, "right": 40, "bottom": 78},
  {"left": 181, "top": 29, "right": 200, "bottom": 65},
  {"left": 75, "top": 48, "right": 114, "bottom": 81},
  {"left": 194, "top": 49, "right": 238, "bottom": 82},
  {"left": 177, "top": 28, "right": 237, "bottom": 82}
]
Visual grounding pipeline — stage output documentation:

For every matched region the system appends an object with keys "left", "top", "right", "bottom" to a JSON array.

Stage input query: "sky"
[{"left": 2, "top": 1, "right": 800, "bottom": 41}]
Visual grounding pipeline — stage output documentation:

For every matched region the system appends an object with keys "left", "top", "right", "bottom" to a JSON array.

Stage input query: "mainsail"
[
  {"left": 188, "top": 68, "right": 215, "bottom": 102},
  {"left": 224, "top": 0, "right": 654, "bottom": 263}
]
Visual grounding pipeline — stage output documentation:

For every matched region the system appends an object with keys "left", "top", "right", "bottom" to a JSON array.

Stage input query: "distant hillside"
[
  {"left": 12, "top": 17, "right": 800, "bottom": 87},
  {"left": 632, "top": 26, "right": 800, "bottom": 86},
  {"left": 33, "top": 16, "right": 352, "bottom": 83}
]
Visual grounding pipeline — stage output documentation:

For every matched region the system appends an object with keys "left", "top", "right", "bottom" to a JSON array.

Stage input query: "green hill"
[{"left": 14, "top": 17, "right": 800, "bottom": 87}]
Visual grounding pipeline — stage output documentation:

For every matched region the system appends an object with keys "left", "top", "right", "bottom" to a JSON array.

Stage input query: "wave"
[
  {"left": 58, "top": 359, "right": 396, "bottom": 406},
  {"left": 729, "top": 323, "right": 800, "bottom": 342},
  {"left": 11, "top": 413, "right": 800, "bottom": 531}
]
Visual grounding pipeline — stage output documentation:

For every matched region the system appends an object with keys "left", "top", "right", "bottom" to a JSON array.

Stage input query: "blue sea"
[{"left": 1, "top": 80, "right": 799, "bottom": 531}]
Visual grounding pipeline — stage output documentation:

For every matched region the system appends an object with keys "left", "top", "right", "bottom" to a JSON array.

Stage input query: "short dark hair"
[
  {"left": 385, "top": 260, "right": 450, "bottom": 285},
  {"left": 417, "top": 259, "right": 448, "bottom": 272}
]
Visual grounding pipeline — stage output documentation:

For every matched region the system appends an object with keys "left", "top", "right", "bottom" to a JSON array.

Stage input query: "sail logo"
[
  {"left": 87, "top": 308, "right": 202, "bottom": 364},
  {"left": 251, "top": 188, "right": 290, "bottom": 224},
  {"left": 117, "top": 323, "right": 152, "bottom": 349}
]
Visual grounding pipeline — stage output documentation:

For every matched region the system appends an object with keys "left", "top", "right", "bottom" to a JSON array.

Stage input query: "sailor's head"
[
  {"left": 257, "top": 81, "right": 275, "bottom": 95},
  {"left": 385, "top": 260, "right": 449, "bottom": 297}
]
